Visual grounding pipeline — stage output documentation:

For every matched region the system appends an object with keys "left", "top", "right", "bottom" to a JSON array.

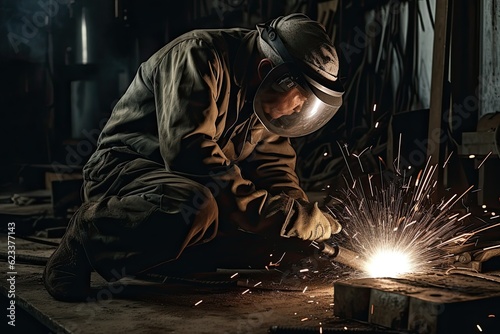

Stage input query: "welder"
[{"left": 44, "top": 13, "right": 345, "bottom": 302}]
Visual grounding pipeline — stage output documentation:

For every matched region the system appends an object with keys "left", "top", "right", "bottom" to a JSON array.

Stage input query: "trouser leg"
[
  {"left": 77, "top": 157, "right": 219, "bottom": 280},
  {"left": 67, "top": 152, "right": 316, "bottom": 280}
]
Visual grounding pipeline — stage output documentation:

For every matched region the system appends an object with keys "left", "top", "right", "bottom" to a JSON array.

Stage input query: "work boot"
[{"left": 43, "top": 207, "right": 92, "bottom": 302}]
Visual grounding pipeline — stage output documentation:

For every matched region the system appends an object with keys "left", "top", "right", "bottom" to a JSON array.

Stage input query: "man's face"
[{"left": 260, "top": 86, "right": 307, "bottom": 120}]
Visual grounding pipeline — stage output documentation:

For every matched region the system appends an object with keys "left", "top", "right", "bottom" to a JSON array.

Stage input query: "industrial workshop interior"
[{"left": 1, "top": 0, "right": 500, "bottom": 333}]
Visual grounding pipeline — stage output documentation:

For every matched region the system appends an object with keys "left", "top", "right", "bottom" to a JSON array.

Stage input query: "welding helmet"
[{"left": 254, "top": 14, "right": 344, "bottom": 137}]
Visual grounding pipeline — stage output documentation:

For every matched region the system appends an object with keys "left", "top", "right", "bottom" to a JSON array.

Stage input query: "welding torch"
[{"left": 312, "top": 241, "right": 364, "bottom": 271}]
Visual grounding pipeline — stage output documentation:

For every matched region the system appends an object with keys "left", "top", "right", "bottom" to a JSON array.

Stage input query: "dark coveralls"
[{"left": 73, "top": 28, "right": 309, "bottom": 280}]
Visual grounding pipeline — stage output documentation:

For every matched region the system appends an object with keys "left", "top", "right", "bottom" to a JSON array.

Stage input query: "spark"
[
  {"left": 302, "top": 286, "right": 308, "bottom": 293},
  {"left": 443, "top": 151, "right": 453, "bottom": 168},
  {"left": 352, "top": 147, "right": 370, "bottom": 173},
  {"left": 269, "top": 252, "right": 286, "bottom": 267},
  {"left": 338, "top": 142, "right": 355, "bottom": 185},
  {"left": 476, "top": 152, "right": 492, "bottom": 169},
  {"left": 397, "top": 133, "right": 402, "bottom": 173},
  {"left": 194, "top": 300, "right": 203, "bottom": 306},
  {"left": 300, "top": 269, "right": 309, "bottom": 273},
  {"left": 477, "top": 324, "right": 483, "bottom": 332},
  {"left": 254, "top": 281, "right": 262, "bottom": 287},
  {"left": 458, "top": 212, "right": 472, "bottom": 221},
  {"left": 469, "top": 154, "right": 476, "bottom": 159},
  {"left": 241, "top": 289, "right": 250, "bottom": 295},
  {"left": 230, "top": 273, "right": 238, "bottom": 279}
]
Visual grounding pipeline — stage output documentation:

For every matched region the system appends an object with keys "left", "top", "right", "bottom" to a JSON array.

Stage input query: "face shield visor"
[
  {"left": 253, "top": 63, "right": 343, "bottom": 137},
  {"left": 254, "top": 22, "right": 344, "bottom": 138}
]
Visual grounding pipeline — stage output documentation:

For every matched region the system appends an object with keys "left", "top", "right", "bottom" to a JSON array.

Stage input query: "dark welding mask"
[{"left": 254, "top": 21, "right": 344, "bottom": 137}]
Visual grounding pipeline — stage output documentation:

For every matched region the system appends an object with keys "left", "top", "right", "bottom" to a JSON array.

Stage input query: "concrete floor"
[
  {"left": 2, "top": 200, "right": 500, "bottom": 334},
  {"left": 3, "top": 236, "right": 500, "bottom": 333},
  {"left": 1, "top": 238, "right": 383, "bottom": 334}
]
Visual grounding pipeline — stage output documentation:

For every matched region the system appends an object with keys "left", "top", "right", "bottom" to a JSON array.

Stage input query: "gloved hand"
[{"left": 262, "top": 194, "right": 342, "bottom": 241}]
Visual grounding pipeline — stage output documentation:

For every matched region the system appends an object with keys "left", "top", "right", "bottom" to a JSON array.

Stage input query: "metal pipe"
[{"left": 317, "top": 242, "right": 365, "bottom": 271}]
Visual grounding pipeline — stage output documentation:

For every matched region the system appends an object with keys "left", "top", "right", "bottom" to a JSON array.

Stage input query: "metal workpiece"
[
  {"left": 333, "top": 273, "right": 500, "bottom": 333},
  {"left": 452, "top": 248, "right": 500, "bottom": 273}
]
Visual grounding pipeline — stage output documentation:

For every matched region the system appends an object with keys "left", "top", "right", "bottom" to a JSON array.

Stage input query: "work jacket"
[{"left": 83, "top": 28, "right": 307, "bottom": 234}]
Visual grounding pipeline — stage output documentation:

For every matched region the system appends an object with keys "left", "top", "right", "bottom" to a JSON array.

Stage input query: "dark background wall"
[{"left": 0, "top": 0, "right": 487, "bottom": 201}]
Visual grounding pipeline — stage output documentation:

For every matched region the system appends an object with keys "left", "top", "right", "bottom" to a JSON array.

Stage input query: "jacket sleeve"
[
  {"left": 152, "top": 38, "right": 281, "bottom": 234},
  {"left": 241, "top": 131, "right": 308, "bottom": 201}
]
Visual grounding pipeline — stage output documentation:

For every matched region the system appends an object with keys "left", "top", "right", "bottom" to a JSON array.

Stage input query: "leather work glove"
[{"left": 263, "top": 195, "right": 342, "bottom": 241}]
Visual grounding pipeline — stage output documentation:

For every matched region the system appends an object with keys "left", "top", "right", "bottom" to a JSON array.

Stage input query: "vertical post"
[{"left": 427, "top": 0, "right": 449, "bottom": 198}]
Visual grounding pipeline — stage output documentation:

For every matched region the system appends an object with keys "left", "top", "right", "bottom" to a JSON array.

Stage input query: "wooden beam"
[{"left": 427, "top": 0, "right": 450, "bottom": 196}]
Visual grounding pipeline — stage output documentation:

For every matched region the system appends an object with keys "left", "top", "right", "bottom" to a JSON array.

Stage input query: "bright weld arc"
[{"left": 331, "top": 144, "right": 499, "bottom": 278}]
